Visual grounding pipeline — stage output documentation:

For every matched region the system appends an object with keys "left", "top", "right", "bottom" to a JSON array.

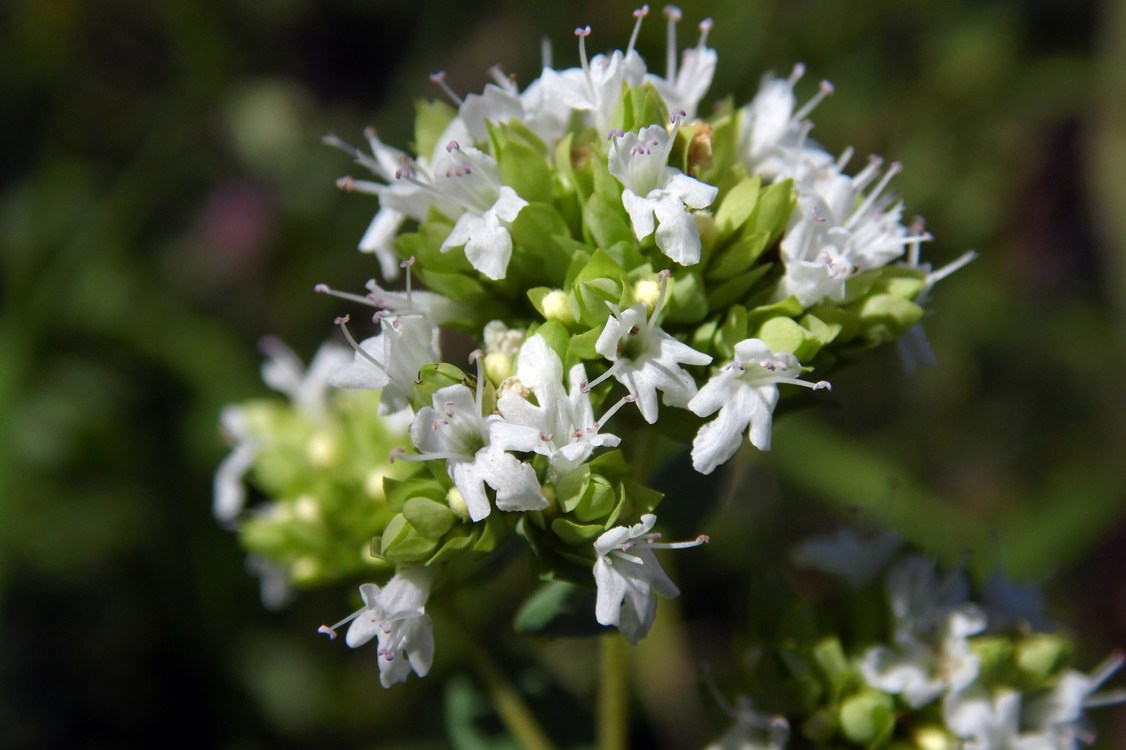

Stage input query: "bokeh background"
[{"left": 2, "top": 0, "right": 1124, "bottom": 747}]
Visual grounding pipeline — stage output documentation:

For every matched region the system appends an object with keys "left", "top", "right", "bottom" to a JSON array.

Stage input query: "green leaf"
[
  {"left": 755, "top": 316, "right": 822, "bottom": 360},
  {"left": 706, "top": 231, "right": 771, "bottom": 280},
  {"left": 705, "top": 263, "right": 773, "bottom": 311},
  {"left": 666, "top": 268, "right": 708, "bottom": 324},
  {"left": 750, "top": 178, "right": 796, "bottom": 242},
  {"left": 717, "top": 305, "right": 748, "bottom": 360},
  {"left": 498, "top": 137, "right": 553, "bottom": 203},
  {"left": 573, "top": 474, "right": 616, "bottom": 522},
  {"left": 714, "top": 175, "right": 762, "bottom": 236},
  {"left": 583, "top": 193, "right": 633, "bottom": 248},
  {"left": 512, "top": 580, "right": 594, "bottom": 634}
]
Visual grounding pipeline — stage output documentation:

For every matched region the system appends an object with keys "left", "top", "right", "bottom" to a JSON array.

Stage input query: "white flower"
[
  {"left": 537, "top": 23, "right": 648, "bottom": 136},
  {"left": 409, "top": 375, "right": 546, "bottom": 522},
  {"left": 1024, "top": 652, "right": 1125, "bottom": 749},
  {"left": 688, "top": 339, "right": 828, "bottom": 473},
  {"left": 591, "top": 298, "right": 712, "bottom": 424},
  {"left": 944, "top": 689, "right": 1055, "bottom": 750},
  {"left": 608, "top": 119, "right": 718, "bottom": 265},
  {"left": 318, "top": 567, "right": 436, "bottom": 688},
  {"left": 433, "top": 141, "right": 528, "bottom": 280},
  {"left": 739, "top": 64, "right": 834, "bottom": 179},
  {"left": 775, "top": 157, "right": 930, "bottom": 307},
  {"left": 593, "top": 513, "right": 706, "bottom": 644},
  {"left": 705, "top": 696, "right": 790, "bottom": 750},
  {"left": 648, "top": 12, "right": 717, "bottom": 121},
  {"left": 328, "top": 312, "right": 439, "bottom": 413},
  {"left": 861, "top": 606, "right": 986, "bottom": 708},
  {"left": 496, "top": 335, "right": 621, "bottom": 480},
  {"left": 213, "top": 406, "right": 257, "bottom": 525}
]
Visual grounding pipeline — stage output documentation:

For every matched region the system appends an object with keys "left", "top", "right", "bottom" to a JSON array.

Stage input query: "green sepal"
[
  {"left": 613, "top": 81, "right": 671, "bottom": 135},
  {"left": 412, "top": 98, "right": 457, "bottom": 159},
  {"left": 471, "top": 511, "right": 510, "bottom": 554},
  {"left": 850, "top": 294, "right": 925, "bottom": 347},
  {"left": 570, "top": 248, "right": 629, "bottom": 327},
  {"left": 1015, "top": 633, "right": 1071, "bottom": 686},
  {"left": 751, "top": 178, "right": 796, "bottom": 243},
  {"left": 838, "top": 689, "right": 895, "bottom": 746},
  {"left": 382, "top": 475, "right": 447, "bottom": 513},
  {"left": 378, "top": 514, "right": 439, "bottom": 563},
  {"left": 812, "top": 636, "right": 854, "bottom": 702},
  {"left": 754, "top": 316, "right": 823, "bottom": 361},
  {"left": 555, "top": 465, "right": 591, "bottom": 514},
  {"left": 417, "top": 268, "right": 489, "bottom": 306},
  {"left": 551, "top": 517, "right": 607, "bottom": 545},
  {"left": 401, "top": 496, "right": 456, "bottom": 540},
  {"left": 573, "top": 474, "right": 617, "bottom": 523},
  {"left": 508, "top": 202, "right": 573, "bottom": 280},
  {"left": 567, "top": 326, "right": 603, "bottom": 360},
  {"left": 612, "top": 479, "right": 663, "bottom": 528},
  {"left": 412, "top": 362, "right": 469, "bottom": 409}
]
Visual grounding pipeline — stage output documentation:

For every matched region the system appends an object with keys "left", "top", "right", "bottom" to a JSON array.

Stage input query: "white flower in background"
[
  {"left": 689, "top": 339, "right": 829, "bottom": 474},
  {"left": 740, "top": 64, "right": 834, "bottom": 177},
  {"left": 648, "top": 9, "right": 717, "bottom": 121},
  {"left": 790, "top": 526, "right": 902, "bottom": 590},
  {"left": 407, "top": 361, "right": 546, "bottom": 522},
  {"left": 429, "top": 141, "right": 528, "bottom": 280},
  {"left": 860, "top": 555, "right": 987, "bottom": 707},
  {"left": 775, "top": 156, "right": 932, "bottom": 308},
  {"left": 589, "top": 281, "right": 712, "bottom": 423},
  {"left": 537, "top": 20, "right": 648, "bottom": 137},
  {"left": 593, "top": 513, "right": 707, "bottom": 644},
  {"left": 943, "top": 689, "right": 1055, "bottom": 750},
  {"left": 497, "top": 335, "right": 622, "bottom": 480},
  {"left": 213, "top": 340, "right": 351, "bottom": 524},
  {"left": 608, "top": 117, "right": 718, "bottom": 265},
  {"left": 862, "top": 605, "right": 986, "bottom": 708},
  {"left": 1024, "top": 651, "right": 1125, "bottom": 748},
  {"left": 705, "top": 695, "right": 790, "bottom": 750},
  {"left": 318, "top": 567, "right": 436, "bottom": 688}
]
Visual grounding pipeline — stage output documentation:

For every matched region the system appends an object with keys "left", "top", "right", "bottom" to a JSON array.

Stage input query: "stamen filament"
[
  {"left": 335, "top": 314, "right": 388, "bottom": 375},
  {"left": 580, "top": 362, "right": 621, "bottom": 393},
  {"left": 664, "top": 5, "right": 682, "bottom": 80},
  {"left": 925, "top": 250, "right": 977, "bottom": 286},
  {"left": 429, "top": 71, "right": 463, "bottom": 106},
  {"left": 646, "top": 534, "right": 710, "bottom": 550},
  {"left": 846, "top": 161, "right": 902, "bottom": 230},
  {"left": 594, "top": 392, "right": 637, "bottom": 430},
  {"left": 697, "top": 18, "right": 713, "bottom": 48},
  {"left": 575, "top": 26, "right": 594, "bottom": 99},
  {"left": 792, "top": 80, "right": 834, "bottom": 123},
  {"left": 627, "top": 6, "right": 649, "bottom": 57},
  {"left": 649, "top": 269, "right": 673, "bottom": 328},
  {"left": 315, "top": 283, "right": 379, "bottom": 308}
]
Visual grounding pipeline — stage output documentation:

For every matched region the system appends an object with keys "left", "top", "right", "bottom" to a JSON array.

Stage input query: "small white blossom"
[
  {"left": 329, "top": 313, "right": 440, "bottom": 413},
  {"left": 433, "top": 141, "right": 528, "bottom": 280},
  {"left": 409, "top": 375, "right": 546, "bottom": 522},
  {"left": 318, "top": 567, "right": 436, "bottom": 688},
  {"left": 689, "top": 339, "right": 828, "bottom": 473},
  {"left": 1024, "top": 651, "right": 1125, "bottom": 749},
  {"left": 591, "top": 298, "right": 712, "bottom": 424},
  {"left": 943, "top": 689, "right": 1055, "bottom": 750},
  {"left": 496, "top": 335, "right": 621, "bottom": 480},
  {"left": 608, "top": 120, "right": 718, "bottom": 265},
  {"left": 648, "top": 13, "right": 717, "bottom": 121},
  {"left": 593, "top": 513, "right": 706, "bottom": 644}
]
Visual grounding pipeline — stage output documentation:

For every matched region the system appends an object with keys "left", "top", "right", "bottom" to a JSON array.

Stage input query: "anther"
[
  {"left": 389, "top": 447, "right": 407, "bottom": 463},
  {"left": 336, "top": 176, "right": 356, "bottom": 192},
  {"left": 574, "top": 25, "right": 591, "bottom": 37}
]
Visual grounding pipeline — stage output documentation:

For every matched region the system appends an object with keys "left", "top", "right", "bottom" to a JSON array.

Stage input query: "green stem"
[
  {"left": 464, "top": 637, "right": 558, "bottom": 750},
  {"left": 598, "top": 631, "right": 629, "bottom": 750}
]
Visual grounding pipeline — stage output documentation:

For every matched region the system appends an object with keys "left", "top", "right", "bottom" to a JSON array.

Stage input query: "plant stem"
[
  {"left": 464, "top": 637, "right": 558, "bottom": 750},
  {"left": 598, "top": 631, "right": 629, "bottom": 750}
]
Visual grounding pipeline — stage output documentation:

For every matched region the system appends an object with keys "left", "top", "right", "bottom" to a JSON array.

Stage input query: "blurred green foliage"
[{"left": 2, "top": 0, "right": 1124, "bottom": 747}]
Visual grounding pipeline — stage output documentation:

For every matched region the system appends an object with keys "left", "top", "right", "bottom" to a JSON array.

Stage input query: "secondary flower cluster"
[{"left": 217, "top": 6, "right": 967, "bottom": 689}]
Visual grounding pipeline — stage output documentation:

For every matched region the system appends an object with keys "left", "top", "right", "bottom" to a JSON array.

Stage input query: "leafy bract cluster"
[
  {"left": 705, "top": 529, "right": 1124, "bottom": 749},
  {"left": 217, "top": 8, "right": 967, "bottom": 688}
]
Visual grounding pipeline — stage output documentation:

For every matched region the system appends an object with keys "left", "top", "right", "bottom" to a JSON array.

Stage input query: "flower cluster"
[
  {"left": 702, "top": 527, "right": 1125, "bottom": 749},
  {"left": 217, "top": 6, "right": 968, "bottom": 689}
]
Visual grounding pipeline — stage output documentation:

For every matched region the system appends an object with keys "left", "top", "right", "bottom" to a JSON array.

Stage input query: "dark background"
[{"left": 2, "top": 0, "right": 1124, "bottom": 747}]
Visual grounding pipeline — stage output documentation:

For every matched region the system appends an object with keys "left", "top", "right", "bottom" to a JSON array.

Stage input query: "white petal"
[
  {"left": 621, "top": 189, "right": 656, "bottom": 240},
  {"left": 464, "top": 213, "right": 513, "bottom": 280},
  {"left": 665, "top": 172, "right": 718, "bottom": 210}
]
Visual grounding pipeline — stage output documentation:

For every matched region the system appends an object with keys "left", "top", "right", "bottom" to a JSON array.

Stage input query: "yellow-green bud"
[
  {"left": 541, "top": 289, "right": 575, "bottom": 325},
  {"left": 306, "top": 432, "right": 337, "bottom": 466},
  {"left": 293, "top": 494, "right": 320, "bottom": 523},
  {"left": 633, "top": 279, "right": 661, "bottom": 315},
  {"left": 484, "top": 352, "right": 515, "bottom": 384},
  {"left": 447, "top": 487, "right": 470, "bottom": 522}
]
